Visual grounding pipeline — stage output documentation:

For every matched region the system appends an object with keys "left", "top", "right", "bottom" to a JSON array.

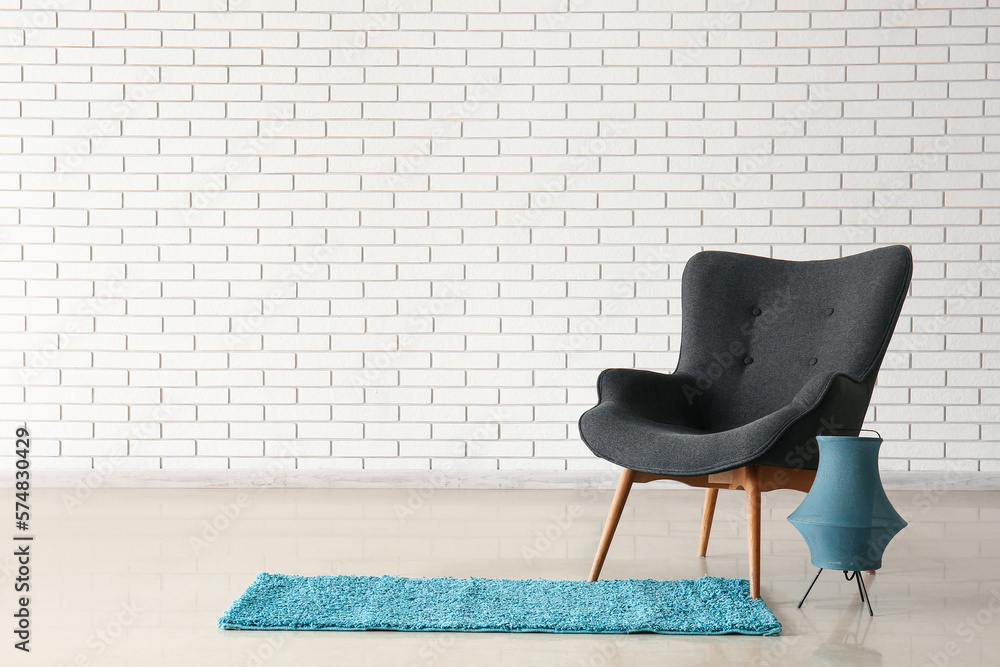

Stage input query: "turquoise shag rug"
[{"left": 218, "top": 573, "right": 780, "bottom": 636}]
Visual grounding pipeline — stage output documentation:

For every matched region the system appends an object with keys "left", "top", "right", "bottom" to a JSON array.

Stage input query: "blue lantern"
[{"left": 788, "top": 433, "right": 906, "bottom": 615}]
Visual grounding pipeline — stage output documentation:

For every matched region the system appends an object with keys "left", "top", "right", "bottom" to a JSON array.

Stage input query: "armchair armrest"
[
  {"left": 596, "top": 368, "right": 703, "bottom": 429},
  {"left": 753, "top": 370, "right": 875, "bottom": 470},
  {"left": 790, "top": 371, "right": 871, "bottom": 413}
]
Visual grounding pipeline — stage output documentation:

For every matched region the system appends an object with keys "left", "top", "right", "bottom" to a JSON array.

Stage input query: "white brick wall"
[{"left": 3, "top": 1, "right": 999, "bottom": 479}]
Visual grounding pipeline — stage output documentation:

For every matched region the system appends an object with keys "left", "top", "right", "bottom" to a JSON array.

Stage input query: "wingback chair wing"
[{"left": 579, "top": 246, "right": 913, "bottom": 598}]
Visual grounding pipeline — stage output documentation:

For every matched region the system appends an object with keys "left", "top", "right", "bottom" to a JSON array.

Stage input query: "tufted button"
[
  {"left": 826, "top": 307, "right": 835, "bottom": 316},
  {"left": 744, "top": 356, "right": 754, "bottom": 365},
  {"left": 809, "top": 357, "right": 818, "bottom": 365},
  {"left": 752, "top": 307, "right": 762, "bottom": 316}
]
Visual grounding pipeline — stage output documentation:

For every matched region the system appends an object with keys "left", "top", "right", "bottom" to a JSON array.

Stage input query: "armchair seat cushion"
[
  {"left": 579, "top": 373, "right": 863, "bottom": 477},
  {"left": 580, "top": 406, "right": 762, "bottom": 477}
]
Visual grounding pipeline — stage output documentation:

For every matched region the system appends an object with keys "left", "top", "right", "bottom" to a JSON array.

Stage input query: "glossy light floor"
[{"left": 9, "top": 486, "right": 1000, "bottom": 666}]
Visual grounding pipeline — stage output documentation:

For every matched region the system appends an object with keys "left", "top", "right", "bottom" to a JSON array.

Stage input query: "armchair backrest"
[{"left": 676, "top": 246, "right": 913, "bottom": 432}]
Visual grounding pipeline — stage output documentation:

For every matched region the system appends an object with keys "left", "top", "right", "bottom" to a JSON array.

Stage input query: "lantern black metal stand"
[{"left": 797, "top": 568, "right": 873, "bottom": 617}]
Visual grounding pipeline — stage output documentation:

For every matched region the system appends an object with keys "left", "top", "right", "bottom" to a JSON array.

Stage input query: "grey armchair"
[{"left": 579, "top": 246, "right": 912, "bottom": 598}]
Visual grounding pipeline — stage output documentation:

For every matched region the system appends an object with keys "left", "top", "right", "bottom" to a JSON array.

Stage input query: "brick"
[{"left": 918, "top": 63, "right": 986, "bottom": 81}]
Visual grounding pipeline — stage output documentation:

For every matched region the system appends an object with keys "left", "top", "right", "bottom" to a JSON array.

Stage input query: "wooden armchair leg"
[
  {"left": 745, "top": 467, "right": 761, "bottom": 599},
  {"left": 698, "top": 488, "right": 719, "bottom": 558},
  {"left": 588, "top": 468, "right": 636, "bottom": 582}
]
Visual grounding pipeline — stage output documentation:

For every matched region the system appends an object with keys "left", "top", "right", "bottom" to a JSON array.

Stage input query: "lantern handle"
[{"left": 822, "top": 428, "right": 882, "bottom": 439}]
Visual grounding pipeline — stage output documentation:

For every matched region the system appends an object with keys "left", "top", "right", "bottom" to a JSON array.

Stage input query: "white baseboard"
[{"left": 9, "top": 468, "right": 1000, "bottom": 491}]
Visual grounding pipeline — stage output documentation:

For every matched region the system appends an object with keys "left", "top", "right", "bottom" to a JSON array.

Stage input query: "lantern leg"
[
  {"left": 858, "top": 572, "right": 873, "bottom": 617},
  {"left": 844, "top": 570, "right": 875, "bottom": 617},
  {"left": 797, "top": 568, "right": 823, "bottom": 609}
]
